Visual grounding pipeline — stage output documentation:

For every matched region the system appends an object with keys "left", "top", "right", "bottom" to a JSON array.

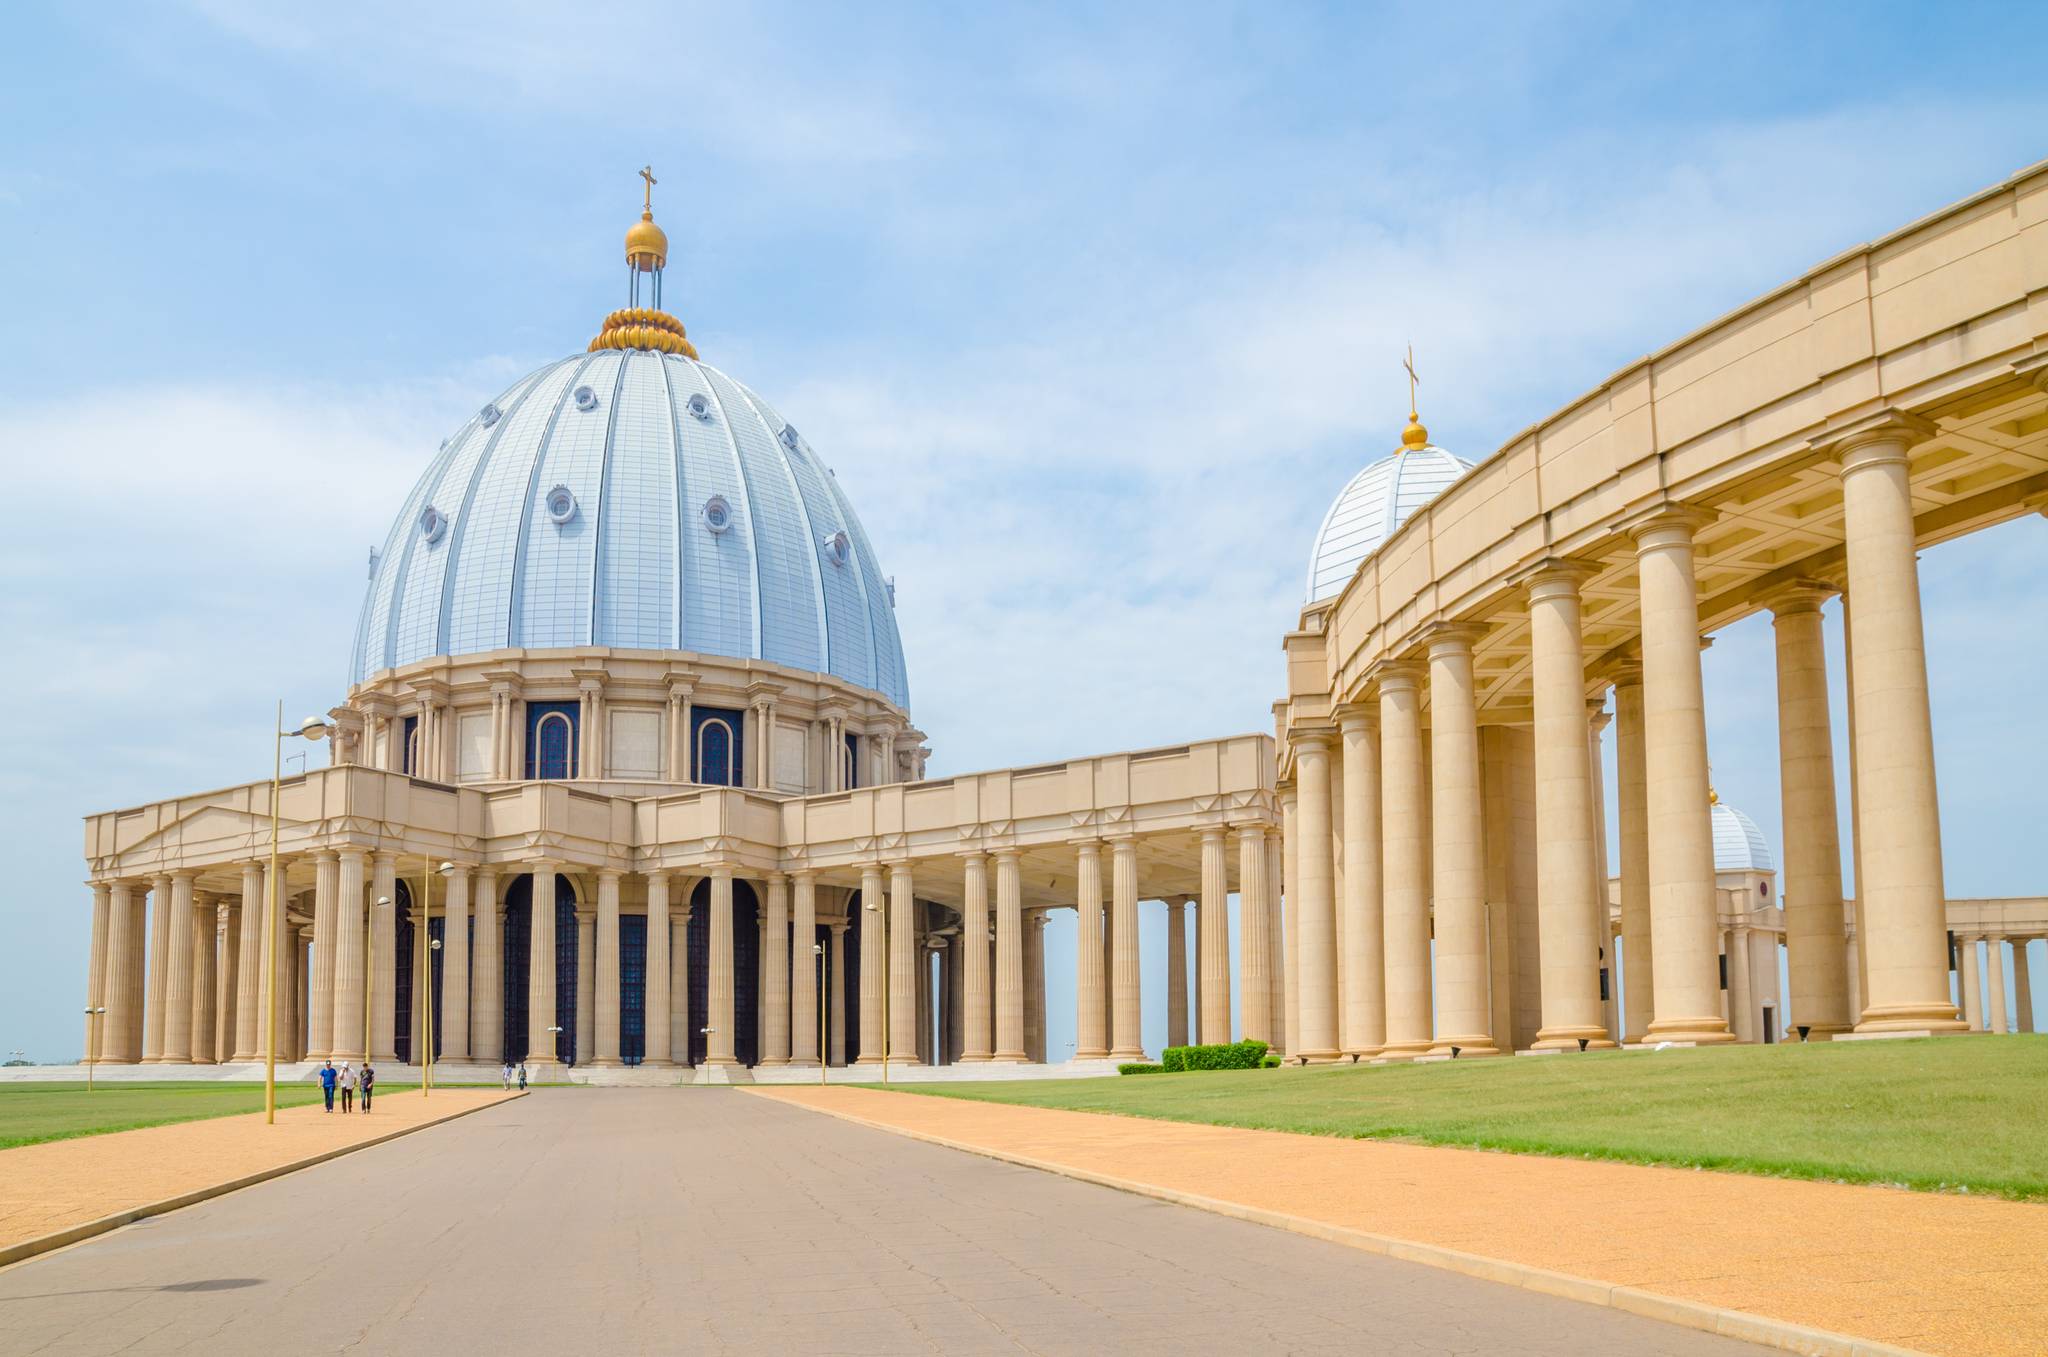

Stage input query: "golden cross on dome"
[
  {"left": 639, "top": 165, "right": 658, "bottom": 212},
  {"left": 1403, "top": 343, "right": 1420, "bottom": 419}
]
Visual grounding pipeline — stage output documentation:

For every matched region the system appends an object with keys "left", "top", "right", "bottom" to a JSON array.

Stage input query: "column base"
[
  {"left": 1644, "top": 1018, "right": 1737, "bottom": 1045},
  {"left": 990, "top": 1051, "right": 1028, "bottom": 1063},
  {"left": 638, "top": 1058, "right": 676, "bottom": 1068},
  {"left": 1854, "top": 1007, "right": 1969, "bottom": 1035},
  {"left": 1075, "top": 1047, "right": 1110, "bottom": 1061},
  {"left": 589, "top": 1058, "right": 624, "bottom": 1068},
  {"left": 1425, "top": 1038, "right": 1500, "bottom": 1058},
  {"left": 1531, "top": 1029, "right": 1618, "bottom": 1052}
]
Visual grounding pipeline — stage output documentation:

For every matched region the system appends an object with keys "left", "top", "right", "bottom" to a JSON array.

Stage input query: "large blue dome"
[{"left": 350, "top": 349, "right": 910, "bottom": 709}]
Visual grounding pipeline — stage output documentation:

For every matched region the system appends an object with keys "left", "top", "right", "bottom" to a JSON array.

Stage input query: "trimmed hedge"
[
  {"left": 1117, "top": 1062, "right": 1166, "bottom": 1075},
  {"left": 1160, "top": 1039, "right": 1269, "bottom": 1072}
]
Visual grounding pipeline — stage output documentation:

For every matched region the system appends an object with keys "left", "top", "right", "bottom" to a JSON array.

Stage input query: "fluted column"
[
  {"left": 762, "top": 872, "right": 791, "bottom": 1064},
  {"left": 306, "top": 852, "right": 338, "bottom": 1061},
  {"left": 1074, "top": 843, "right": 1107, "bottom": 1059},
  {"left": 1264, "top": 827, "right": 1285, "bottom": 1046},
  {"left": 142, "top": 875, "right": 172, "bottom": 1061},
  {"left": 705, "top": 866, "right": 737, "bottom": 1065},
  {"left": 643, "top": 872, "right": 672, "bottom": 1065},
  {"left": 789, "top": 872, "right": 816, "bottom": 1064},
  {"left": 190, "top": 895, "right": 217, "bottom": 1063},
  {"left": 592, "top": 870, "right": 622, "bottom": 1065},
  {"left": 434, "top": 863, "right": 466, "bottom": 1062},
  {"left": 1629, "top": 509, "right": 1734, "bottom": 1044},
  {"left": 1108, "top": 837, "right": 1144, "bottom": 1060},
  {"left": 232, "top": 866, "right": 264, "bottom": 1060},
  {"left": 1338, "top": 708, "right": 1383, "bottom": 1056},
  {"left": 257, "top": 865, "right": 284, "bottom": 1062},
  {"left": 888, "top": 862, "right": 919, "bottom": 1063},
  {"left": 856, "top": 865, "right": 886, "bottom": 1062},
  {"left": 1238, "top": 827, "right": 1273, "bottom": 1046},
  {"left": 993, "top": 849, "right": 1026, "bottom": 1061},
  {"left": 1292, "top": 735, "right": 1340, "bottom": 1060},
  {"left": 1765, "top": 584, "right": 1854, "bottom": 1037},
  {"left": 2012, "top": 943, "right": 2034, "bottom": 1034},
  {"left": 156, "top": 873, "right": 196, "bottom": 1062},
  {"left": 472, "top": 869, "right": 501, "bottom": 1063},
  {"left": 575, "top": 905, "right": 596, "bottom": 1065},
  {"left": 1280, "top": 788, "right": 1300, "bottom": 1058},
  {"left": 1377, "top": 665, "right": 1432, "bottom": 1058},
  {"left": 103, "top": 882, "right": 141, "bottom": 1062},
  {"left": 960, "top": 855, "right": 992, "bottom": 1061},
  {"left": 217, "top": 902, "right": 240, "bottom": 1063},
  {"left": 1426, "top": 630, "right": 1497, "bottom": 1057},
  {"left": 1024, "top": 912, "right": 1047, "bottom": 1061},
  {"left": 1985, "top": 937, "right": 2009, "bottom": 1034},
  {"left": 527, "top": 861, "right": 560, "bottom": 1065},
  {"left": 1612, "top": 665, "right": 1653, "bottom": 1042},
  {"left": 84, "top": 884, "right": 112, "bottom": 1062},
  {"left": 331, "top": 850, "right": 367, "bottom": 1060},
  {"left": 1526, "top": 566, "right": 1614, "bottom": 1051},
  {"left": 1164, "top": 899, "right": 1189, "bottom": 1049},
  {"left": 1834, "top": 422, "right": 1965, "bottom": 1032},
  {"left": 1192, "top": 828, "right": 1230, "bottom": 1044},
  {"left": 828, "top": 921, "right": 848, "bottom": 1066},
  {"left": 367, "top": 855, "right": 398, "bottom": 1061}
]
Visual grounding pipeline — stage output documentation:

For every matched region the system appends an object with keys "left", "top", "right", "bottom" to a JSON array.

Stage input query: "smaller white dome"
[
  {"left": 1305, "top": 443, "right": 1473, "bottom": 604},
  {"left": 1711, "top": 800, "right": 1773, "bottom": 873}
]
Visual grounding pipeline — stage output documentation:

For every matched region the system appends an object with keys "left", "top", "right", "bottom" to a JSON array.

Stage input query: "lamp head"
[
  {"left": 438, "top": 861, "right": 456, "bottom": 876},
  {"left": 375, "top": 895, "right": 392, "bottom": 907},
  {"left": 298, "top": 716, "right": 331, "bottom": 740}
]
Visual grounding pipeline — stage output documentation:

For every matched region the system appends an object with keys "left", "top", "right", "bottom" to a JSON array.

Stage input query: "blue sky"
[{"left": 4, "top": 3, "right": 2045, "bottom": 1060}]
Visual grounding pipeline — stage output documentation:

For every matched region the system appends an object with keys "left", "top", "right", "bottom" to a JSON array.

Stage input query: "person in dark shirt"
[
  {"left": 318, "top": 1061, "right": 338, "bottom": 1113},
  {"left": 360, "top": 1062, "right": 376, "bottom": 1112}
]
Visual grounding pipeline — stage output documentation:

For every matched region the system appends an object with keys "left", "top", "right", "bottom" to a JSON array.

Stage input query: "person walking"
[
  {"left": 319, "top": 1060, "right": 338, "bottom": 1113},
  {"left": 501, "top": 1061, "right": 513, "bottom": 1091},
  {"left": 517, "top": 1061, "right": 528, "bottom": 1090},
  {"left": 359, "top": 1061, "right": 375, "bottom": 1113},
  {"left": 338, "top": 1061, "right": 357, "bottom": 1113}
]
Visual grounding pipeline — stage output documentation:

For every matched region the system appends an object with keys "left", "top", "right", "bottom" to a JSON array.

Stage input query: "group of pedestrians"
[
  {"left": 500, "top": 1062, "right": 528, "bottom": 1090},
  {"left": 317, "top": 1060, "right": 375, "bottom": 1113}
]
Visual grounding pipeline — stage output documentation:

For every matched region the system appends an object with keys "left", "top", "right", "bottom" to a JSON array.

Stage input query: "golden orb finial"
[
  {"left": 626, "top": 165, "right": 668, "bottom": 273},
  {"left": 1399, "top": 343, "right": 1429, "bottom": 450}
]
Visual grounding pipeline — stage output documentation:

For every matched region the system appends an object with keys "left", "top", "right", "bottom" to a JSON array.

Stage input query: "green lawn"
[
  {"left": 0, "top": 1081, "right": 418, "bottom": 1149},
  {"left": 894, "top": 1036, "right": 2048, "bottom": 1201}
]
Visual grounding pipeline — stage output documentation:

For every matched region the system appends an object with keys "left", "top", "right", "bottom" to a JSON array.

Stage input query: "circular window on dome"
[
  {"left": 779, "top": 424, "right": 801, "bottom": 451},
  {"left": 419, "top": 504, "right": 447, "bottom": 544},
  {"left": 573, "top": 385, "right": 599, "bottom": 412},
  {"left": 702, "top": 494, "right": 733, "bottom": 535},
  {"left": 480, "top": 402, "right": 502, "bottom": 428},
  {"left": 686, "top": 392, "right": 712, "bottom": 421},
  {"left": 545, "top": 485, "right": 578, "bottom": 525},
  {"left": 823, "top": 530, "right": 850, "bottom": 568}
]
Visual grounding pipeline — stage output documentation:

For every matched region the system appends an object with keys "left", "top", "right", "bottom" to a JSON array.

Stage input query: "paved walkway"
[
  {"left": 752, "top": 1086, "right": 2048, "bottom": 1357},
  {"left": 0, "top": 1089, "right": 1768, "bottom": 1356},
  {"left": 0, "top": 1088, "right": 511, "bottom": 1256}
]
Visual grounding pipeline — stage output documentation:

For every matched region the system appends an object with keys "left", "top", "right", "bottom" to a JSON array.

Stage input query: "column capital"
[
  {"left": 1513, "top": 555, "right": 1601, "bottom": 597},
  {"left": 989, "top": 846, "right": 1021, "bottom": 862},
  {"left": 310, "top": 850, "right": 339, "bottom": 865},
  {"left": 1419, "top": 621, "right": 1484, "bottom": 657},
  {"left": 1288, "top": 728, "right": 1334, "bottom": 754},
  {"left": 1812, "top": 408, "right": 1937, "bottom": 468},
  {"left": 1067, "top": 838, "right": 1102, "bottom": 858},
  {"left": 1586, "top": 699, "right": 1613, "bottom": 733},
  {"left": 596, "top": 867, "right": 622, "bottom": 885},
  {"left": 1199, "top": 825, "right": 1229, "bottom": 845},
  {"left": 1758, "top": 577, "right": 1838, "bottom": 617},
  {"left": 956, "top": 848, "right": 990, "bottom": 866},
  {"left": 1231, "top": 823, "right": 1267, "bottom": 845},
  {"left": 1368, "top": 658, "right": 1425, "bottom": 694},
  {"left": 828, "top": 920, "right": 848, "bottom": 935},
  {"left": 170, "top": 867, "right": 198, "bottom": 882},
  {"left": 1622, "top": 501, "right": 1716, "bottom": 549},
  {"left": 789, "top": 867, "right": 815, "bottom": 883},
  {"left": 1335, "top": 701, "right": 1376, "bottom": 733},
  {"left": 526, "top": 856, "right": 561, "bottom": 871}
]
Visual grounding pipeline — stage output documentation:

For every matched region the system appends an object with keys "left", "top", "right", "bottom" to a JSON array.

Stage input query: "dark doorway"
[{"left": 500, "top": 873, "right": 581, "bottom": 1065}]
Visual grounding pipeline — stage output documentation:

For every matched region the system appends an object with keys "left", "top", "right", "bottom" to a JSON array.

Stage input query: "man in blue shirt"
[{"left": 318, "top": 1060, "right": 338, "bottom": 1113}]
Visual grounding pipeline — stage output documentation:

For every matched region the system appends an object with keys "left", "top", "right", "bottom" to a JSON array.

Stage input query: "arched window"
[
  {"left": 535, "top": 713, "right": 573, "bottom": 781},
  {"left": 841, "top": 733, "right": 859, "bottom": 791},
  {"left": 696, "top": 718, "right": 735, "bottom": 787}
]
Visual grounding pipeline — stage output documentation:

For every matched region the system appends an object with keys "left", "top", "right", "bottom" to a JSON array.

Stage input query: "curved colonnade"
[{"left": 1275, "top": 161, "right": 2048, "bottom": 1057}]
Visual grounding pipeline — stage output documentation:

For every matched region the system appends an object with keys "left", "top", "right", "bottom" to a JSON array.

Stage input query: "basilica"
[{"left": 76, "top": 162, "right": 2048, "bottom": 1082}]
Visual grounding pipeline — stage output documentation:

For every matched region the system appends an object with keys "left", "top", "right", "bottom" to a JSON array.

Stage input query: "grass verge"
[
  {"left": 890, "top": 1035, "right": 2048, "bottom": 1200},
  {"left": 0, "top": 1081, "right": 423, "bottom": 1149}
]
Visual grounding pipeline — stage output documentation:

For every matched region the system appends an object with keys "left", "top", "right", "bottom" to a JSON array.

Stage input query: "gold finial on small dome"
[
  {"left": 1709, "top": 785, "right": 1721, "bottom": 805},
  {"left": 1400, "top": 343, "right": 1429, "bottom": 450},
  {"left": 625, "top": 165, "right": 668, "bottom": 272}
]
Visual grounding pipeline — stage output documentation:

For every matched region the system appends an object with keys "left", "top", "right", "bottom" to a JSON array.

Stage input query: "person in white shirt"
[
  {"left": 501, "top": 1062, "right": 513, "bottom": 1091},
  {"left": 338, "top": 1062, "right": 358, "bottom": 1113}
]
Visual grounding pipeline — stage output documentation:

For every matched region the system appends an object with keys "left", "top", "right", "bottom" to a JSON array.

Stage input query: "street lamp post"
[
  {"left": 265, "top": 706, "right": 332, "bottom": 1126},
  {"left": 547, "top": 1023, "right": 564, "bottom": 1068},
  {"left": 82, "top": 1008, "right": 104, "bottom": 1091}
]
